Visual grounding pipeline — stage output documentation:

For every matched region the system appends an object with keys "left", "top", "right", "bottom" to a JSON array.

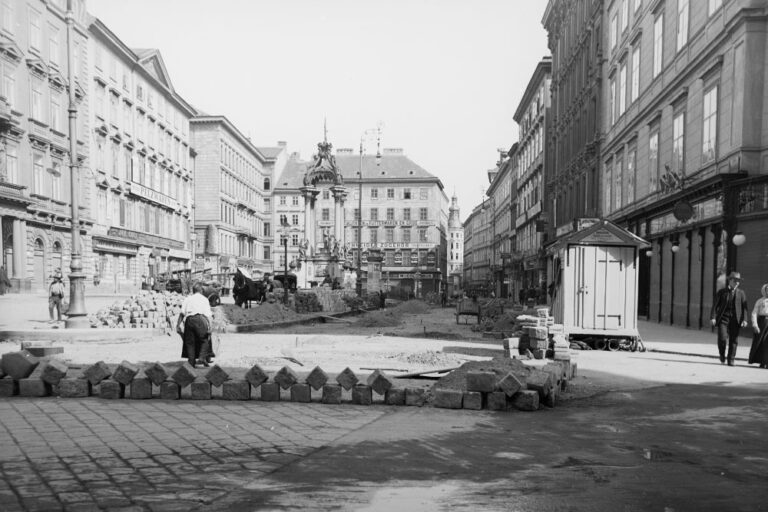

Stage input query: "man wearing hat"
[{"left": 710, "top": 271, "right": 749, "bottom": 366}]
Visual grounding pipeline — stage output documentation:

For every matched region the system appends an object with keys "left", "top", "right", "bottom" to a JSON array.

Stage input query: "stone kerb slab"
[
  {"left": 305, "top": 366, "right": 329, "bottom": 390},
  {"left": 260, "top": 382, "right": 280, "bottom": 401},
  {"left": 160, "top": 381, "right": 180, "bottom": 400},
  {"left": 205, "top": 365, "right": 230, "bottom": 387},
  {"left": 405, "top": 388, "right": 426, "bottom": 406},
  {"left": 100, "top": 380, "right": 125, "bottom": 399},
  {"left": 336, "top": 367, "right": 359, "bottom": 390},
  {"left": 223, "top": 380, "right": 251, "bottom": 400},
  {"left": 112, "top": 361, "right": 140, "bottom": 386},
  {"left": 171, "top": 363, "right": 196, "bottom": 388},
  {"left": 245, "top": 364, "right": 269, "bottom": 388},
  {"left": 321, "top": 384, "right": 342, "bottom": 404},
  {"left": 144, "top": 363, "right": 169, "bottom": 386},
  {"left": 384, "top": 388, "right": 406, "bottom": 406},
  {"left": 40, "top": 360, "right": 68, "bottom": 386},
  {"left": 367, "top": 370, "right": 393, "bottom": 396},
  {"left": 1, "top": 351, "right": 40, "bottom": 380},
  {"left": 466, "top": 371, "right": 497, "bottom": 393},
  {"left": 351, "top": 384, "right": 373, "bottom": 405},
  {"left": 58, "top": 378, "right": 91, "bottom": 398},
  {"left": 462, "top": 391, "right": 483, "bottom": 410},
  {"left": 274, "top": 367, "right": 299, "bottom": 390},
  {"left": 434, "top": 388, "right": 463, "bottom": 409},
  {"left": 0, "top": 377, "right": 19, "bottom": 397},
  {"left": 513, "top": 390, "right": 540, "bottom": 411},
  {"left": 191, "top": 380, "right": 212, "bottom": 400},
  {"left": 83, "top": 361, "right": 111, "bottom": 385},
  {"left": 290, "top": 383, "right": 311, "bottom": 402},
  {"left": 498, "top": 372, "right": 523, "bottom": 397},
  {"left": 19, "top": 366, "right": 50, "bottom": 397},
  {"left": 130, "top": 377, "right": 153, "bottom": 399}
]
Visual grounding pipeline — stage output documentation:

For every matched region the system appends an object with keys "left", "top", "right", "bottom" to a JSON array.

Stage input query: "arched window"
[{"left": 263, "top": 178, "right": 270, "bottom": 191}]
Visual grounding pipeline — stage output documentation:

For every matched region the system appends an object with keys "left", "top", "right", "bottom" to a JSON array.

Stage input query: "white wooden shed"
[{"left": 548, "top": 220, "right": 650, "bottom": 342}]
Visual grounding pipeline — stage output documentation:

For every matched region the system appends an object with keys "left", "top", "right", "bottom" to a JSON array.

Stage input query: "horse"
[{"left": 232, "top": 271, "right": 266, "bottom": 308}]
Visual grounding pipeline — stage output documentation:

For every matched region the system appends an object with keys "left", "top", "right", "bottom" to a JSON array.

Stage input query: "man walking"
[{"left": 710, "top": 271, "right": 749, "bottom": 366}]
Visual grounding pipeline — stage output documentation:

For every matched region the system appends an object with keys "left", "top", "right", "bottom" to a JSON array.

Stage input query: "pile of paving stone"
[
  {"left": 88, "top": 290, "right": 180, "bottom": 329},
  {"left": 429, "top": 356, "right": 574, "bottom": 411},
  {"left": 304, "top": 287, "right": 355, "bottom": 313},
  {"left": 0, "top": 350, "right": 430, "bottom": 406},
  {"left": 293, "top": 292, "right": 323, "bottom": 314}
]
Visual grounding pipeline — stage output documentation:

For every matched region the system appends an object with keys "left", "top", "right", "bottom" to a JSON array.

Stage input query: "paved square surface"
[{"left": 0, "top": 399, "right": 386, "bottom": 511}]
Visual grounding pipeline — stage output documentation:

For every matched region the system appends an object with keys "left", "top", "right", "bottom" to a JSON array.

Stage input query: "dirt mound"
[
  {"left": 391, "top": 300, "right": 431, "bottom": 314},
  {"left": 388, "top": 350, "right": 464, "bottom": 367},
  {"left": 356, "top": 309, "right": 402, "bottom": 328},
  {"left": 492, "top": 313, "right": 519, "bottom": 333},
  {"left": 217, "top": 303, "right": 302, "bottom": 325}
]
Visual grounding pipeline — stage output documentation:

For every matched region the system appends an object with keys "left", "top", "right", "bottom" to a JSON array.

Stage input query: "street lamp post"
[
  {"left": 356, "top": 127, "right": 382, "bottom": 297},
  {"left": 65, "top": 0, "right": 87, "bottom": 328},
  {"left": 280, "top": 218, "right": 290, "bottom": 305}
]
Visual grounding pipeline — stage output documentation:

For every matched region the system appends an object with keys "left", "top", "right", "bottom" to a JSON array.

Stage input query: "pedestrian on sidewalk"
[
  {"left": 0, "top": 265, "right": 10, "bottom": 295},
  {"left": 178, "top": 282, "right": 213, "bottom": 368},
  {"left": 48, "top": 272, "right": 66, "bottom": 323},
  {"left": 710, "top": 271, "right": 749, "bottom": 366},
  {"left": 748, "top": 283, "right": 768, "bottom": 369}
]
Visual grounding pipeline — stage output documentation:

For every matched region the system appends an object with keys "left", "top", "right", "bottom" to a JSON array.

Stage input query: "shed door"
[
  {"left": 576, "top": 246, "right": 596, "bottom": 329},
  {"left": 595, "top": 246, "right": 626, "bottom": 330}
]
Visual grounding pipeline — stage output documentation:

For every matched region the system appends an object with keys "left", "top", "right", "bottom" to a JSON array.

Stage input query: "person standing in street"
[
  {"left": 179, "top": 282, "right": 212, "bottom": 368},
  {"left": 48, "top": 272, "right": 66, "bottom": 323},
  {"left": 748, "top": 283, "right": 768, "bottom": 369},
  {"left": 710, "top": 271, "right": 749, "bottom": 366},
  {"left": 0, "top": 265, "right": 10, "bottom": 295}
]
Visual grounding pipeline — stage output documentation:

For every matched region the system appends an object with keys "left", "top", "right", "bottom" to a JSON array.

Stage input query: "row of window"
[
  {"left": 217, "top": 232, "right": 266, "bottom": 260},
  {"left": 126, "top": 151, "right": 192, "bottom": 205},
  {"left": 219, "top": 140, "right": 268, "bottom": 190},
  {"left": 220, "top": 201, "right": 260, "bottom": 236},
  {"left": 95, "top": 188, "right": 188, "bottom": 241},
  {"left": 277, "top": 207, "right": 432, "bottom": 225},
  {"left": 347, "top": 227, "right": 430, "bottom": 244}
]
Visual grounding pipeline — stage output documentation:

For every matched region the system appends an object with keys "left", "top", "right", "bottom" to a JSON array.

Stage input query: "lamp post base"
[{"left": 65, "top": 271, "right": 88, "bottom": 329}]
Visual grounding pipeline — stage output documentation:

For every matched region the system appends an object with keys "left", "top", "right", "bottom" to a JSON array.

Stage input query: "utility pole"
[{"left": 65, "top": 0, "right": 87, "bottom": 328}]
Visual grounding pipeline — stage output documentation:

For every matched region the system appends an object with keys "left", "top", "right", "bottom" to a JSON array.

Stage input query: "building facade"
[
  {"left": 190, "top": 116, "right": 282, "bottom": 278},
  {"left": 87, "top": 20, "right": 197, "bottom": 293},
  {"left": 600, "top": 0, "right": 768, "bottom": 328},
  {"left": 0, "top": 0, "right": 91, "bottom": 293},
  {"left": 274, "top": 145, "right": 449, "bottom": 296},
  {"left": 487, "top": 145, "right": 517, "bottom": 299},
  {"left": 462, "top": 201, "right": 492, "bottom": 294},
  {"left": 514, "top": 58, "right": 552, "bottom": 294},
  {"left": 543, "top": 0, "right": 605, "bottom": 238}
]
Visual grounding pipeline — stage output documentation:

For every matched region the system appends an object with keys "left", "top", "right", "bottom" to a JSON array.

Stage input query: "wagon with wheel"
[{"left": 455, "top": 298, "right": 482, "bottom": 324}]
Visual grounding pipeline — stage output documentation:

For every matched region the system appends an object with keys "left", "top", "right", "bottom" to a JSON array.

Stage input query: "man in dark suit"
[{"left": 710, "top": 271, "right": 749, "bottom": 366}]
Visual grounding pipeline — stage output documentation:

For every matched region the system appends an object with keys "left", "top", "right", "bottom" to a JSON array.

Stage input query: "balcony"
[{"left": 0, "top": 181, "right": 32, "bottom": 205}]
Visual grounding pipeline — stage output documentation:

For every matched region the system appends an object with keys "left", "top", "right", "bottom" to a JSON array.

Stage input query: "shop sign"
[
  {"left": 358, "top": 242, "right": 434, "bottom": 249},
  {"left": 129, "top": 181, "right": 179, "bottom": 210},
  {"left": 347, "top": 220, "right": 414, "bottom": 227},
  {"left": 649, "top": 197, "right": 722, "bottom": 235},
  {"left": 108, "top": 227, "right": 184, "bottom": 249}
]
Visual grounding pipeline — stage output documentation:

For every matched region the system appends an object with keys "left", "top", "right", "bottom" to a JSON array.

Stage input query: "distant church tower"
[{"left": 447, "top": 194, "right": 464, "bottom": 294}]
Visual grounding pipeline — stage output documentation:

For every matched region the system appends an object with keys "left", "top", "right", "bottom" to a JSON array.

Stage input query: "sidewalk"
[
  {"left": 0, "top": 294, "right": 134, "bottom": 331},
  {"left": 638, "top": 319, "right": 754, "bottom": 361}
]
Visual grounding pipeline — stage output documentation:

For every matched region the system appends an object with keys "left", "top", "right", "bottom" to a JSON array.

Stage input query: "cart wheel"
[
  {"left": 635, "top": 338, "right": 647, "bottom": 353},
  {"left": 594, "top": 339, "right": 607, "bottom": 350},
  {"left": 607, "top": 339, "right": 620, "bottom": 351}
]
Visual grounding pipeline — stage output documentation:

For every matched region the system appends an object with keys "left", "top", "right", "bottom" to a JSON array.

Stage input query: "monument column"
[
  {"left": 300, "top": 186, "right": 319, "bottom": 251},
  {"left": 331, "top": 186, "right": 348, "bottom": 244}
]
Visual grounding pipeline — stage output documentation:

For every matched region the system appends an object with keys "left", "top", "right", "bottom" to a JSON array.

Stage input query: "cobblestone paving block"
[
  {"left": 351, "top": 384, "right": 373, "bottom": 405},
  {"left": 498, "top": 372, "right": 523, "bottom": 397},
  {"left": 512, "top": 389, "right": 540, "bottom": 411},
  {"left": 144, "top": 362, "right": 169, "bottom": 386},
  {"left": 112, "top": 361, "right": 140, "bottom": 385},
  {"left": 405, "top": 387, "right": 426, "bottom": 406},
  {"left": 1, "top": 350, "right": 40, "bottom": 380},
  {"left": 526, "top": 369, "right": 553, "bottom": 400},
  {"left": 274, "top": 366, "right": 299, "bottom": 390},
  {"left": 205, "top": 364, "right": 230, "bottom": 387},
  {"left": 130, "top": 377, "right": 153, "bottom": 399},
  {"left": 321, "top": 384, "right": 342, "bottom": 404},
  {"left": 191, "top": 380, "right": 212, "bottom": 400},
  {"left": 462, "top": 391, "right": 483, "bottom": 410},
  {"left": 290, "top": 383, "right": 311, "bottom": 403},
  {"left": 57, "top": 378, "right": 91, "bottom": 398},
  {"left": 19, "top": 375, "right": 51, "bottom": 397},
  {"left": 159, "top": 381, "right": 180, "bottom": 400},
  {"left": 532, "top": 348, "right": 545, "bottom": 360},
  {"left": 221, "top": 380, "right": 250, "bottom": 400},
  {"left": 0, "top": 376, "right": 19, "bottom": 397},
  {"left": 385, "top": 388, "right": 406, "bottom": 406},
  {"left": 466, "top": 371, "right": 497, "bottom": 393},
  {"left": 171, "top": 362, "right": 196, "bottom": 388},
  {"left": 99, "top": 380, "right": 125, "bottom": 399},
  {"left": 366, "top": 369, "right": 393, "bottom": 395},
  {"left": 335, "top": 367, "right": 359, "bottom": 391},
  {"left": 433, "top": 388, "right": 463, "bottom": 409},
  {"left": 260, "top": 382, "right": 280, "bottom": 401},
  {"left": 40, "top": 359, "right": 68, "bottom": 385},
  {"left": 245, "top": 364, "right": 269, "bottom": 387},
  {"left": 83, "top": 361, "right": 112, "bottom": 385},
  {"left": 487, "top": 391, "right": 512, "bottom": 411},
  {"left": 305, "top": 366, "right": 329, "bottom": 390},
  {"left": 528, "top": 337, "right": 548, "bottom": 350}
]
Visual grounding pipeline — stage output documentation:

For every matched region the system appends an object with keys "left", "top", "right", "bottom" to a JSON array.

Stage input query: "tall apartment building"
[
  {"left": 190, "top": 116, "right": 284, "bottom": 277},
  {"left": 514, "top": 58, "right": 552, "bottom": 292},
  {"left": 462, "top": 201, "right": 492, "bottom": 294},
  {"left": 543, "top": 0, "right": 604, "bottom": 237},
  {"left": 0, "top": 0, "right": 91, "bottom": 293},
  {"left": 487, "top": 144, "right": 517, "bottom": 299},
  {"left": 86, "top": 20, "right": 197, "bottom": 292},
  {"left": 600, "top": 0, "right": 768, "bottom": 328},
  {"left": 274, "top": 146, "right": 449, "bottom": 295}
]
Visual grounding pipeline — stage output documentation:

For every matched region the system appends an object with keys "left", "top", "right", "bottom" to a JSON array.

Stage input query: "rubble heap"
[{"left": 87, "top": 290, "right": 180, "bottom": 330}]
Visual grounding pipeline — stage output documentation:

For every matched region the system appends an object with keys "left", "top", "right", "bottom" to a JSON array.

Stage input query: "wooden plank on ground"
[{"left": 394, "top": 367, "right": 460, "bottom": 379}]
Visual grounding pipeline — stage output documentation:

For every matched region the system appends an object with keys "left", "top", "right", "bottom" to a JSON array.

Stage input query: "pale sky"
[{"left": 88, "top": 0, "right": 550, "bottom": 220}]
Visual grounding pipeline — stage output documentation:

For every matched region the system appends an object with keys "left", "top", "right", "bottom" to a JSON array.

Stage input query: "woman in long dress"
[{"left": 749, "top": 283, "right": 768, "bottom": 369}]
